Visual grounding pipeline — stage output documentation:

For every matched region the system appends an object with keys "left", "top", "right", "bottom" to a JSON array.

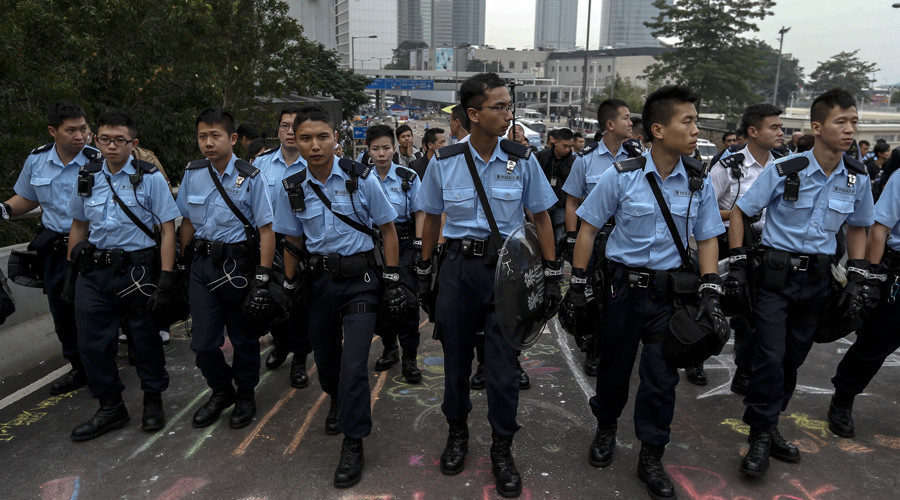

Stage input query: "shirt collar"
[
  {"left": 277, "top": 147, "right": 306, "bottom": 168},
  {"left": 385, "top": 163, "right": 402, "bottom": 182},
  {"left": 102, "top": 156, "right": 136, "bottom": 176},
  {"left": 596, "top": 138, "right": 627, "bottom": 159},
  {"left": 306, "top": 155, "right": 343, "bottom": 186},
  {"left": 804, "top": 150, "right": 847, "bottom": 179},
  {"left": 644, "top": 152, "right": 686, "bottom": 180},
  {"left": 467, "top": 140, "right": 507, "bottom": 165},
  {"left": 739, "top": 145, "right": 773, "bottom": 169}
]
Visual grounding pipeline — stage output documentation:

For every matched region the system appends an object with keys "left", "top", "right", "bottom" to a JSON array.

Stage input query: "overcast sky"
[{"left": 484, "top": 0, "right": 900, "bottom": 86}]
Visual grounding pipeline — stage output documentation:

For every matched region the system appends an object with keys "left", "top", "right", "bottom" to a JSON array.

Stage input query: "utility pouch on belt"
[
  {"left": 28, "top": 226, "right": 62, "bottom": 253},
  {"left": 669, "top": 271, "right": 699, "bottom": 297},
  {"left": 760, "top": 250, "right": 789, "bottom": 290}
]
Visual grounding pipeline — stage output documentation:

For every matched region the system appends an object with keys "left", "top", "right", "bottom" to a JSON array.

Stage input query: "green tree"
[
  {"left": 592, "top": 76, "right": 647, "bottom": 114},
  {"left": 747, "top": 40, "right": 804, "bottom": 108},
  {"left": 465, "top": 59, "right": 505, "bottom": 72},
  {"left": 644, "top": 0, "right": 776, "bottom": 114},
  {"left": 809, "top": 51, "right": 877, "bottom": 97},
  {"left": 385, "top": 40, "right": 429, "bottom": 70}
]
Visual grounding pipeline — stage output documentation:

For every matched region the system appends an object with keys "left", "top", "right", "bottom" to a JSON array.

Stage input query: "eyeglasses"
[
  {"left": 470, "top": 104, "right": 513, "bottom": 114},
  {"left": 279, "top": 123, "right": 294, "bottom": 130},
  {"left": 96, "top": 136, "right": 136, "bottom": 146}
]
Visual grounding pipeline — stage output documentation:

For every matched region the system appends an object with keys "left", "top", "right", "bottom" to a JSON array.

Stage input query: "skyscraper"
[
  {"left": 284, "top": 0, "right": 336, "bottom": 50},
  {"left": 599, "top": 0, "right": 672, "bottom": 48},
  {"left": 397, "top": 0, "right": 484, "bottom": 48},
  {"left": 534, "top": 0, "right": 577, "bottom": 51},
  {"left": 451, "top": 0, "right": 485, "bottom": 46},
  {"left": 334, "top": 0, "right": 398, "bottom": 69}
]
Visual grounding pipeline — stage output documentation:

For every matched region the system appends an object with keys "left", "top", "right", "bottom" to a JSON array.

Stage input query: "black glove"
[
  {"left": 416, "top": 258, "right": 435, "bottom": 318},
  {"left": 413, "top": 238, "right": 423, "bottom": 266},
  {"left": 558, "top": 267, "right": 595, "bottom": 349},
  {"left": 382, "top": 265, "right": 417, "bottom": 317},
  {"left": 697, "top": 273, "right": 730, "bottom": 343},
  {"left": 0, "top": 202, "right": 11, "bottom": 220},
  {"left": 282, "top": 274, "right": 303, "bottom": 318},
  {"left": 60, "top": 261, "right": 77, "bottom": 304},
  {"left": 242, "top": 266, "right": 278, "bottom": 321},
  {"left": 559, "top": 231, "right": 577, "bottom": 264},
  {"left": 838, "top": 260, "right": 882, "bottom": 320},
  {"left": 148, "top": 270, "right": 179, "bottom": 314},
  {"left": 723, "top": 247, "right": 750, "bottom": 305},
  {"left": 542, "top": 259, "right": 562, "bottom": 322}
]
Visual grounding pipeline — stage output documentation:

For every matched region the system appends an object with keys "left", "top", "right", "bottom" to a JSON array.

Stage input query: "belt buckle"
[
  {"left": 471, "top": 239, "right": 485, "bottom": 257},
  {"left": 629, "top": 271, "right": 650, "bottom": 288},
  {"left": 792, "top": 256, "right": 809, "bottom": 272}
]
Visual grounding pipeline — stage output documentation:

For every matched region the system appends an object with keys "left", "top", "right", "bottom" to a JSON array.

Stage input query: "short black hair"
[
  {"left": 460, "top": 72, "right": 507, "bottom": 121},
  {"left": 547, "top": 129, "right": 559, "bottom": 140},
  {"left": 395, "top": 124, "right": 413, "bottom": 139},
  {"left": 722, "top": 130, "right": 737, "bottom": 142},
  {"left": 366, "top": 124, "right": 395, "bottom": 145},
  {"left": 292, "top": 105, "right": 334, "bottom": 132},
  {"left": 740, "top": 103, "right": 782, "bottom": 136},
  {"left": 574, "top": 131, "right": 584, "bottom": 140},
  {"left": 873, "top": 142, "right": 890, "bottom": 155},
  {"left": 197, "top": 107, "right": 236, "bottom": 135},
  {"left": 236, "top": 122, "right": 259, "bottom": 139},
  {"left": 642, "top": 86, "right": 698, "bottom": 142},
  {"left": 248, "top": 138, "right": 266, "bottom": 158},
  {"left": 450, "top": 105, "right": 467, "bottom": 124},
  {"left": 556, "top": 127, "right": 574, "bottom": 141},
  {"left": 279, "top": 105, "right": 304, "bottom": 123},
  {"left": 97, "top": 110, "right": 137, "bottom": 138},
  {"left": 810, "top": 88, "right": 857, "bottom": 124},
  {"left": 858, "top": 140, "right": 871, "bottom": 147},
  {"left": 796, "top": 134, "right": 815, "bottom": 152},
  {"left": 631, "top": 117, "right": 644, "bottom": 138},
  {"left": 875, "top": 138, "right": 887, "bottom": 144},
  {"left": 597, "top": 99, "right": 628, "bottom": 131},
  {"left": 422, "top": 127, "right": 445, "bottom": 149},
  {"left": 48, "top": 100, "right": 86, "bottom": 128}
]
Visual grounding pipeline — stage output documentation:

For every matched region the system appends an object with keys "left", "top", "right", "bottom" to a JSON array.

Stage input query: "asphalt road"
[{"left": 0, "top": 314, "right": 897, "bottom": 499}]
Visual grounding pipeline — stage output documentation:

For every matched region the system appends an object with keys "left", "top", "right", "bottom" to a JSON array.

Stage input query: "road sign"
[
  {"left": 366, "top": 78, "right": 434, "bottom": 90},
  {"left": 352, "top": 126, "right": 368, "bottom": 140}
]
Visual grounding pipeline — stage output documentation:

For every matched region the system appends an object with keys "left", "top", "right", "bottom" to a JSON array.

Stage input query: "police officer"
[
  {"left": 535, "top": 127, "right": 576, "bottom": 249},
  {"left": 64, "top": 111, "right": 178, "bottom": 440},
  {"left": 2, "top": 100, "right": 101, "bottom": 395},
  {"left": 561, "top": 86, "right": 726, "bottom": 500},
  {"left": 365, "top": 124, "right": 425, "bottom": 383},
  {"left": 415, "top": 73, "right": 559, "bottom": 498},
  {"left": 727, "top": 88, "right": 874, "bottom": 478},
  {"left": 704, "top": 103, "right": 785, "bottom": 390},
  {"left": 252, "top": 106, "right": 313, "bottom": 388},
  {"left": 273, "top": 106, "right": 407, "bottom": 488},
  {"left": 177, "top": 108, "right": 276, "bottom": 430},
  {"left": 827, "top": 169, "right": 900, "bottom": 438},
  {"left": 561, "top": 99, "right": 637, "bottom": 376}
]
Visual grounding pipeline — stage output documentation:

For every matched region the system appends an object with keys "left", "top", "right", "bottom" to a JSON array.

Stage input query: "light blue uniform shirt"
[
  {"left": 416, "top": 140, "right": 557, "bottom": 240},
  {"left": 14, "top": 144, "right": 102, "bottom": 233},
  {"left": 562, "top": 140, "right": 631, "bottom": 199},
  {"left": 175, "top": 154, "right": 273, "bottom": 243},
  {"left": 872, "top": 169, "right": 900, "bottom": 252},
  {"left": 576, "top": 152, "right": 725, "bottom": 270},
  {"left": 252, "top": 146, "right": 307, "bottom": 208},
  {"left": 736, "top": 150, "right": 875, "bottom": 255},
  {"left": 375, "top": 163, "right": 421, "bottom": 223},
  {"left": 272, "top": 156, "right": 397, "bottom": 255},
  {"left": 68, "top": 158, "right": 179, "bottom": 251}
]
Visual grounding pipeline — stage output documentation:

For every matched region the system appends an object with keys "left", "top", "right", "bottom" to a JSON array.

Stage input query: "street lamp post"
[
  {"left": 772, "top": 26, "right": 790, "bottom": 106},
  {"left": 351, "top": 34, "right": 377, "bottom": 70},
  {"left": 580, "top": 0, "right": 593, "bottom": 119}
]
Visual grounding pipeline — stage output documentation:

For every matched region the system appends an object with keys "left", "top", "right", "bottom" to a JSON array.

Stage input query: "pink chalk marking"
[
  {"left": 666, "top": 465, "right": 728, "bottom": 500},
  {"left": 40, "top": 476, "right": 78, "bottom": 500},
  {"left": 154, "top": 478, "right": 209, "bottom": 500},
  {"left": 409, "top": 454, "right": 425, "bottom": 466}
]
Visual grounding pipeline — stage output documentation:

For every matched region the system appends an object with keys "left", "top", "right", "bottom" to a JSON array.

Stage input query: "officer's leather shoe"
[
  {"left": 49, "top": 366, "right": 87, "bottom": 395},
  {"left": 685, "top": 365, "right": 708, "bottom": 386},
  {"left": 290, "top": 356, "right": 310, "bottom": 388},
  {"left": 637, "top": 443, "right": 675, "bottom": 499},
  {"left": 141, "top": 392, "right": 165, "bottom": 432},
  {"left": 325, "top": 397, "right": 340, "bottom": 435},
  {"left": 192, "top": 387, "right": 235, "bottom": 428},
  {"left": 768, "top": 427, "right": 800, "bottom": 463},
  {"left": 730, "top": 369, "right": 750, "bottom": 396},
  {"left": 333, "top": 436, "right": 364, "bottom": 488},
  {"left": 740, "top": 428, "right": 771, "bottom": 478},
  {"left": 401, "top": 356, "right": 422, "bottom": 384},
  {"left": 374, "top": 346, "right": 400, "bottom": 371},
  {"left": 470, "top": 363, "right": 486, "bottom": 390},
  {"left": 588, "top": 422, "right": 617, "bottom": 468},
  {"left": 229, "top": 389, "right": 256, "bottom": 429},
  {"left": 583, "top": 356, "right": 600, "bottom": 377},
  {"left": 827, "top": 398, "right": 855, "bottom": 438},
  {"left": 71, "top": 397, "right": 130, "bottom": 442},
  {"left": 490, "top": 432, "right": 522, "bottom": 498},
  {"left": 266, "top": 347, "right": 289, "bottom": 370},
  {"left": 440, "top": 419, "right": 469, "bottom": 475},
  {"left": 516, "top": 359, "right": 531, "bottom": 390}
]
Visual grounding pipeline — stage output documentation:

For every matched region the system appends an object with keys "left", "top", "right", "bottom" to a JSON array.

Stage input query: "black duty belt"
[
  {"left": 609, "top": 261, "right": 675, "bottom": 289},
  {"left": 193, "top": 239, "right": 253, "bottom": 259},
  {"left": 92, "top": 247, "right": 157, "bottom": 268},
  {"left": 446, "top": 238, "right": 487, "bottom": 258},
  {"left": 761, "top": 246, "right": 828, "bottom": 273},
  {"left": 309, "top": 250, "right": 376, "bottom": 277},
  {"left": 396, "top": 220, "right": 415, "bottom": 241}
]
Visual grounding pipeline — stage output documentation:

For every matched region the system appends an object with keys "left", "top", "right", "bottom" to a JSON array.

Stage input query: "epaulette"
[
  {"left": 338, "top": 157, "right": 371, "bottom": 179},
  {"left": 621, "top": 139, "right": 645, "bottom": 158},
  {"left": 132, "top": 159, "right": 159, "bottom": 174},
  {"left": 234, "top": 159, "right": 260, "bottom": 178},
  {"left": 82, "top": 146, "right": 103, "bottom": 163},
  {"left": 30, "top": 143, "right": 53, "bottom": 155},
  {"left": 774, "top": 155, "right": 809, "bottom": 177},
  {"left": 360, "top": 150, "right": 374, "bottom": 166},
  {"left": 186, "top": 159, "right": 209, "bottom": 170},
  {"left": 434, "top": 142, "right": 468, "bottom": 160},
  {"left": 395, "top": 165, "right": 418, "bottom": 182},
  {"left": 578, "top": 142, "right": 598, "bottom": 157},
  {"left": 842, "top": 154, "right": 868, "bottom": 176},
  {"left": 283, "top": 169, "right": 307, "bottom": 187},
  {"left": 719, "top": 152, "right": 745, "bottom": 174},
  {"left": 682, "top": 154, "right": 707, "bottom": 177},
  {"left": 771, "top": 147, "right": 788, "bottom": 159},
  {"left": 613, "top": 156, "right": 647, "bottom": 173},
  {"left": 499, "top": 139, "right": 531, "bottom": 159},
  {"left": 255, "top": 147, "right": 278, "bottom": 158},
  {"left": 728, "top": 144, "right": 742, "bottom": 153},
  {"left": 80, "top": 162, "right": 103, "bottom": 174}
]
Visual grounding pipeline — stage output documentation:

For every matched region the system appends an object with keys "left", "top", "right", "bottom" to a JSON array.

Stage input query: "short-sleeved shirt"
[
  {"left": 873, "top": 171, "right": 900, "bottom": 252},
  {"left": 736, "top": 150, "right": 875, "bottom": 255},
  {"left": 14, "top": 144, "right": 102, "bottom": 233},
  {"left": 562, "top": 139, "right": 631, "bottom": 200},
  {"left": 68, "top": 158, "right": 179, "bottom": 251},
  {"left": 272, "top": 156, "right": 397, "bottom": 255},
  {"left": 576, "top": 152, "right": 725, "bottom": 270},
  {"left": 709, "top": 145, "right": 773, "bottom": 229},
  {"left": 375, "top": 163, "right": 421, "bottom": 223},
  {"left": 415, "top": 140, "right": 557, "bottom": 240},
  {"left": 252, "top": 146, "right": 307, "bottom": 209},
  {"left": 175, "top": 154, "right": 273, "bottom": 243}
]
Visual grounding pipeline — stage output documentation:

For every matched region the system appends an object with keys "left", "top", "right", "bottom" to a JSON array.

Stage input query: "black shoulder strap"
[
  {"left": 843, "top": 154, "right": 868, "bottom": 176},
  {"left": 681, "top": 154, "right": 707, "bottom": 192},
  {"left": 206, "top": 162, "right": 258, "bottom": 241},
  {"left": 101, "top": 173, "right": 158, "bottom": 242},
  {"left": 30, "top": 143, "right": 53, "bottom": 155},
  {"left": 80, "top": 162, "right": 103, "bottom": 175},
  {"left": 82, "top": 147, "right": 103, "bottom": 163},
  {"left": 338, "top": 157, "right": 371, "bottom": 179},
  {"left": 613, "top": 156, "right": 646, "bottom": 173},
  {"left": 499, "top": 138, "right": 532, "bottom": 160},
  {"left": 234, "top": 159, "right": 260, "bottom": 178},
  {"left": 621, "top": 138, "right": 645, "bottom": 158},
  {"left": 775, "top": 156, "right": 810, "bottom": 176},
  {"left": 435, "top": 142, "right": 468, "bottom": 160},
  {"left": 132, "top": 159, "right": 159, "bottom": 174},
  {"left": 720, "top": 153, "right": 745, "bottom": 179},
  {"left": 645, "top": 172, "right": 690, "bottom": 268},
  {"left": 306, "top": 182, "right": 377, "bottom": 238},
  {"left": 462, "top": 146, "right": 502, "bottom": 243}
]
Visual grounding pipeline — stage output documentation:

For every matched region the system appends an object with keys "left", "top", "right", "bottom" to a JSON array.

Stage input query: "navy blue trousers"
[
  {"left": 376, "top": 242, "right": 420, "bottom": 351},
  {"left": 43, "top": 248, "right": 82, "bottom": 367},
  {"left": 832, "top": 299, "right": 900, "bottom": 398}
]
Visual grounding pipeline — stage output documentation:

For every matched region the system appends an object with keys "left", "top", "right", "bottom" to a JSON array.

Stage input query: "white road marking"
[
  {"left": 0, "top": 365, "right": 69, "bottom": 411},
  {"left": 550, "top": 318, "right": 594, "bottom": 399}
]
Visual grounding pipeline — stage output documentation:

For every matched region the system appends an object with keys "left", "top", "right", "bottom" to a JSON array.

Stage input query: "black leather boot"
[
  {"left": 49, "top": 363, "right": 87, "bottom": 395},
  {"left": 374, "top": 345, "right": 400, "bottom": 371},
  {"left": 583, "top": 355, "right": 600, "bottom": 377},
  {"left": 740, "top": 428, "right": 771, "bottom": 478},
  {"left": 730, "top": 369, "right": 750, "bottom": 396},
  {"left": 827, "top": 395, "right": 855, "bottom": 438},
  {"left": 637, "top": 443, "right": 675, "bottom": 499},
  {"left": 769, "top": 427, "right": 800, "bottom": 463},
  {"left": 290, "top": 355, "right": 310, "bottom": 388},
  {"left": 333, "top": 436, "right": 364, "bottom": 488},
  {"left": 490, "top": 432, "right": 522, "bottom": 498},
  {"left": 588, "top": 421, "right": 617, "bottom": 468},
  {"left": 229, "top": 389, "right": 256, "bottom": 429},
  {"left": 71, "top": 397, "right": 129, "bottom": 441},
  {"left": 325, "top": 397, "right": 340, "bottom": 435},
  {"left": 440, "top": 419, "right": 469, "bottom": 475},
  {"left": 516, "top": 358, "right": 530, "bottom": 390},
  {"left": 192, "top": 386, "right": 236, "bottom": 428},
  {"left": 685, "top": 365, "right": 708, "bottom": 386},
  {"left": 401, "top": 353, "right": 422, "bottom": 384},
  {"left": 266, "top": 347, "right": 289, "bottom": 370},
  {"left": 470, "top": 363, "right": 486, "bottom": 390},
  {"left": 141, "top": 392, "right": 165, "bottom": 432}
]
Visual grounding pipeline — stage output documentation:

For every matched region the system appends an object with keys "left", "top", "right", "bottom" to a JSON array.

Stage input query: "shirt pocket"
[
  {"left": 670, "top": 198, "right": 701, "bottom": 235},
  {"left": 113, "top": 193, "right": 142, "bottom": 225},
  {"left": 186, "top": 193, "right": 209, "bottom": 222},
  {"left": 775, "top": 195, "right": 814, "bottom": 228},
  {"left": 30, "top": 177, "right": 54, "bottom": 206},
  {"left": 489, "top": 186, "right": 524, "bottom": 222},
  {"left": 212, "top": 195, "right": 243, "bottom": 226},
  {"left": 388, "top": 189, "right": 409, "bottom": 217},
  {"left": 618, "top": 201, "right": 655, "bottom": 239},
  {"left": 83, "top": 195, "right": 106, "bottom": 222},
  {"left": 330, "top": 201, "right": 365, "bottom": 235},
  {"left": 442, "top": 187, "right": 475, "bottom": 222},
  {"left": 825, "top": 196, "right": 854, "bottom": 232},
  {"left": 295, "top": 203, "right": 323, "bottom": 235},
  {"left": 585, "top": 173, "right": 603, "bottom": 195}
]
